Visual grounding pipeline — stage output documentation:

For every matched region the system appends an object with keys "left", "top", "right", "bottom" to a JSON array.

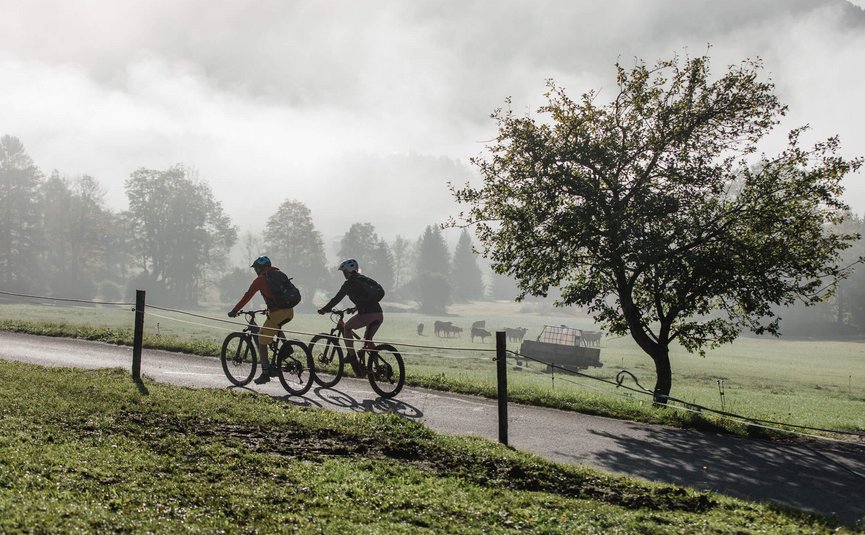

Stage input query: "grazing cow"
[
  {"left": 471, "top": 320, "right": 486, "bottom": 330},
  {"left": 441, "top": 324, "right": 463, "bottom": 337},
  {"left": 580, "top": 330, "right": 602, "bottom": 347},
  {"left": 505, "top": 327, "right": 528, "bottom": 343},
  {"left": 471, "top": 327, "right": 491, "bottom": 343},
  {"left": 434, "top": 320, "right": 452, "bottom": 337},
  {"left": 417, "top": 323, "right": 424, "bottom": 336}
]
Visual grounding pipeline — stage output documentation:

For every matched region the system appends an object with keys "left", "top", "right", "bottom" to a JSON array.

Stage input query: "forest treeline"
[
  {"left": 0, "top": 135, "right": 517, "bottom": 314},
  {"left": 1, "top": 134, "right": 863, "bottom": 336}
]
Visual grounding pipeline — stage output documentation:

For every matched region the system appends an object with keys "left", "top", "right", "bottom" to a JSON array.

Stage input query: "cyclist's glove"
[{"left": 228, "top": 311, "right": 238, "bottom": 318}]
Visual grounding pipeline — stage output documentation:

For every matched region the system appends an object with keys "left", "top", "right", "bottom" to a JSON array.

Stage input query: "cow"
[
  {"left": 580, "top": 330, "right": 603, "bottom": 347},
  {"left": 434, "top": 320, "right": 452, "bottom": 337},
  {"left": 471, "top": 320, "right": 486, "bottom": 330},
  {"left": 417, "top": 323, "right": 424, "bottom": 336},
  {"left": 442, "top": 324, "right": 463, "bottom": 337},
  {"left": 471, "top": 327, "right": 491, "bottom": 343},
  {"left": 505, "top": 327, "right": 528, "bottom": 343}
]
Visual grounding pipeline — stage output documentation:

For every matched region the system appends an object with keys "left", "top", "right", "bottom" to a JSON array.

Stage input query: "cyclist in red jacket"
[{"left": 228, "top": 256, "right": 295, "bottom": 384}]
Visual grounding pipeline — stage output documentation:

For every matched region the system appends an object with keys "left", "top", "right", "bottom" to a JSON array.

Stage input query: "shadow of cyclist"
[{"left": 312, "top": 386, "right": 422, "bottom": 419}]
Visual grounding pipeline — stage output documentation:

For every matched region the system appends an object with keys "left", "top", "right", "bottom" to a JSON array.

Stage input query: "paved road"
[{"left": 1, "top": 331, "right": 864, "bottom": 526}]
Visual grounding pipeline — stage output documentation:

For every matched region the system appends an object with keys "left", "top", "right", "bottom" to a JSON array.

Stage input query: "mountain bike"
[
  {"left": 220, "top": 309, "right": 314, "bottom": 396},
  {"left": 309, "top": 308, "right": 405, "bottom": 398}
]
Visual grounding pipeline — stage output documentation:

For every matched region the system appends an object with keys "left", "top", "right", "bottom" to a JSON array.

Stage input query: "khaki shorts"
[{"left": 258, "top": 308, "right": 294, "bottom": 346}]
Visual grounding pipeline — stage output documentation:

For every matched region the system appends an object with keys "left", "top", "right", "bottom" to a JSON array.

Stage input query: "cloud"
[{"left": 1, "top": 0, "right": 863, "bottom": 243}]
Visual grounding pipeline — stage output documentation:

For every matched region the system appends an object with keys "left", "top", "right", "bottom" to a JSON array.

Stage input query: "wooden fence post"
[
  {"left": 132, "top": 289, "right": 145, "bottom": 382},
  {"left": 496, "top": 330, "right": 508, "bottom": 446}
]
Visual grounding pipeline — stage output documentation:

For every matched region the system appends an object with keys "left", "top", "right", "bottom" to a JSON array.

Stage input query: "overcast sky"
[{"left": 2, "top": 0, "right": 863, "bottom": 247}]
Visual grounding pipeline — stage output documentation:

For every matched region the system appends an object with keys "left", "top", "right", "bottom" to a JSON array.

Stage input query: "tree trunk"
[{"left": 650, "top": 345, "right": 672, "bottom": 405}]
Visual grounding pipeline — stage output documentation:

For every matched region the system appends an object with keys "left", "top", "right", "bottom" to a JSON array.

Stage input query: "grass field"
[
  {"left": 1, "top": 299, "right": 864, "bottom": 436},
  {"left": 0, "top": 360, "right": 851, "bottom": 533}
]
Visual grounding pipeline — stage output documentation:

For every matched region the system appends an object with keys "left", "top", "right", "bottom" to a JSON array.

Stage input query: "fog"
[{"left": 2, "top": 0, "right": 864, "bottom": 243}]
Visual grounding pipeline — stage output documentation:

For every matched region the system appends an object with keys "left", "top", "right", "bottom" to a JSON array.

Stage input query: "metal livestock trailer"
[{"left": 518, "top": 325, "right": 602, "bottom": 373}]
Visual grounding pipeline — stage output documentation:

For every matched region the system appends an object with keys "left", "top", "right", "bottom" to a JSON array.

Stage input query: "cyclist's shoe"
[
  {"left": 254, "top": 366, "right": 272, "bottom": 384},
  {"left": 362, "top": 341, "right": 376, "bottom": 351},
  {"left": 345, "top": 354, "right": 365, "bottom": 378}
]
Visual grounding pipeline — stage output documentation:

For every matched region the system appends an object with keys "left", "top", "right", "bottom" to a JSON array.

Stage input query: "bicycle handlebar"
[{"left": 237, "top": 309, "right": 267, "bottom": 317}]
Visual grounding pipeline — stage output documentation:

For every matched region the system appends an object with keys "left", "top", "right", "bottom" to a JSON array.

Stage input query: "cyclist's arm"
[
  {"left": 319, "top": 281, "right": 350, "bottom": 313},
  {"left": 230, "top": 277, "right": 265, "bottom": 315}
]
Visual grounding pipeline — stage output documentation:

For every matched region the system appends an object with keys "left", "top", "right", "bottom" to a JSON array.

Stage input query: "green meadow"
[{"left": 1, "top": 300, "right": 863, "bottom": 436}]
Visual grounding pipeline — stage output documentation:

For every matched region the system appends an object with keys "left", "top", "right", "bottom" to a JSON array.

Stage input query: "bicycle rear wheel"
[
  {"left": 275, "top": 340, "right": 314, "bottom": 396},
  {"left": 220, "top": 332, "right": 258, "bottom": 386},
  {"left": 367, "top": 344, "right": 405, "bottom": 399},
  {"left": 309, "top": 334, "right": 345, "bottom": 388}
]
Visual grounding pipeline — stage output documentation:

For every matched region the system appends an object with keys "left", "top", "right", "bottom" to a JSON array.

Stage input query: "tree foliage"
[
  {"left": 452, "top": 228, "right": 485, "bottom": 302},
  {"left": 390, "top": 235, "right": 415, "bottom": 291},
  {"left": 0, "top": 136, "right": 43, "bottom": 294},
  {"left": 452, "top": 52, "right": 862, "bottom": 400},
  {"left": 412, "top": 224, "right": 453, "bottom": 312},
  {"left": 125, "top": 165, "right": 237, "bottom": 306},
  {"left": 338, "top": 222, "right": 394, "bottom": 290},
  {"left": 415, "top": 225, "right": 451, "bottom": 278},
  {"left": 263, "top": 199, "right": 328, "bottom": 305},
  {"left": 41, "top": 172, "right": 118, "bottom": 299}
]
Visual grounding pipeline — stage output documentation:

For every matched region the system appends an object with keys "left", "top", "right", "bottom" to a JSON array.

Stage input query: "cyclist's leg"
[
  {"left": 276, "top": 307, "right": 295, "bottom": 333},
  {"left": 343, "top": 313, "right": 376, "bottom": 372},
  {"left": 344, "top": 313, "right": 383, "bottom": 372},
  {"left": 361, "top": 314, "right": 384, "bottom": 349},
  {"left": 257, "top": 308, "right": 293, "bottom": 379}
]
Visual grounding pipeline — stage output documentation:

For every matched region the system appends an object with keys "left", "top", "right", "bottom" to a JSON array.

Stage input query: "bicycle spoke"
[
  {"left": 367, "top": 344, "right": 405, "bottom": 399},
  {"left": 220, "top": 332, "right": 257, "bottom": 386},
  {"left": 276, "top": 341, "right": 314, "bottom": 396}
]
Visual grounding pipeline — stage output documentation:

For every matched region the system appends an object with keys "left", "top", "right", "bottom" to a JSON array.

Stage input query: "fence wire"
[
  {"left": 1, "top": 289, "right": 863, "bottom": 446},
  {"left": 507, "top": 348, "right": 865, "bottom": 442}
]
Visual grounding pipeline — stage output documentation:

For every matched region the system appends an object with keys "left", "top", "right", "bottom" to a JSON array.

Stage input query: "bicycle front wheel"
[
  {"left": 275, "top": 340, "right": 314, "bottom": 396},
  {"left": 220, "top": 332, "right": 258, "bottom": 386},
  {"left": 367, "top": 344, "right": 405, "bottom": 399},
  {"left": 309, "top": 334, "right": 345, "bottom": 388}
]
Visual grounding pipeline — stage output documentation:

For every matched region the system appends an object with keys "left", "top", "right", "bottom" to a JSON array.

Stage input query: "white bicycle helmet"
[{"left": 338, "top": 258, "right": 359, "bottom": 272}]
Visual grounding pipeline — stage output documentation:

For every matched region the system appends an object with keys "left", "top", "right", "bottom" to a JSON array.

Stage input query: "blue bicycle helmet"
[{"left": 251, "top": 256, "right": 272, "bottom": 268}]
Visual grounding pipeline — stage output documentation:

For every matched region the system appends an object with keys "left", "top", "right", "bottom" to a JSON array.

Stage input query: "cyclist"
[
  {"left": 228, "top": 256, "right": 296, "bottom": 384},
  {"left": 318, "top": 259, "right": 384, "bottom": 377}
]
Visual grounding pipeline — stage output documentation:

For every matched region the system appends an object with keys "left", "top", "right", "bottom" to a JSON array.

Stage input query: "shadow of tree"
[{"left": 582, "top": 423, "right": 865, "bottom": 525}]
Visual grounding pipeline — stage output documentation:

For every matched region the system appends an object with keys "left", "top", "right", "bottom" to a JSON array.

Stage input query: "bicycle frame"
[
  {"left": 314, "top": 308, "right": 405, "bottom": 398},
  {"left": 238, "top": 309, "right": 289, "bottom": 350},
  {"left": 327, "top": 309, "right": 375, "bottom": 364}
]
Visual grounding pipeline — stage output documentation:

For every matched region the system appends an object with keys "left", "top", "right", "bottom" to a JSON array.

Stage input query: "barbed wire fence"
[{"left": 1, "top": 287, "right": 864, "bottom": 450}]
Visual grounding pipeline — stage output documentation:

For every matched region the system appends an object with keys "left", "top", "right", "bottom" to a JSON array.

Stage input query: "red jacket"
[{"left": 230, "top": 266, "right": 281, "bottom": 314}]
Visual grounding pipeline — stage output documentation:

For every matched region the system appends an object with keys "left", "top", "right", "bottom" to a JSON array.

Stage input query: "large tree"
[
  {"left": 0, "top": 136, "right": 43, "bottom": 294},
  {"left": 41, "top": 172, "right": 115, "bottom": 299},
  {"left": 263, "top": 199, "right": 328, "bottom": 306},
  {"left": 125, "top": 165, "right": 237, "bottom": 306},
  {"left": 452, "top": 52, "right": 862, "bottom": 402}
]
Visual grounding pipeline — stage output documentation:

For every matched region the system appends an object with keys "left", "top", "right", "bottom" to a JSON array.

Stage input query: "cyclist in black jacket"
[{"left": 318, "top": 259, "right": 384, "bottom": 376}]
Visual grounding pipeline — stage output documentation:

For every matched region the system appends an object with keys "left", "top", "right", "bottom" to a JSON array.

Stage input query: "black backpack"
[
  {"left": 264, "top": 269, "right": 302, "bottom": 309},
  {"left": 355, "top": 273, "right": 385, "bottom": 303}
]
